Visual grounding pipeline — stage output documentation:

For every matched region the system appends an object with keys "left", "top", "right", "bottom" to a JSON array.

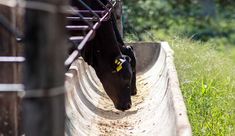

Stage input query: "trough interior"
[
  {"left": 127, "top": 42, "right": 161, "bottom": 73},
  {"left": 65, "top": 42, "right": 191, "bottom": 136}
]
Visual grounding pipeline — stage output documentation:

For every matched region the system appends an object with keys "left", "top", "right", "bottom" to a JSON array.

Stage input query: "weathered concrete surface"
[{"left": 65, "top": 42, "right": 192, "bottom": 136}]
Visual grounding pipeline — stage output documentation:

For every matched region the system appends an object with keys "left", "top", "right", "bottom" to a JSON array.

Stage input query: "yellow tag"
[
  {"left": 116, "top": 65, "right": 122, "bottom": 72},
  {"left": 114, "top": 58, "right": 125, "bottom": 72},
  {"left": 115, "top": 59, "right": 118, "bottom": 64}
]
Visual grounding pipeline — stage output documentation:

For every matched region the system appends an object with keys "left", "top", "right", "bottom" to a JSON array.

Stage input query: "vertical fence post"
[
  {"left": 22, "top": 0, "right": 67, "bottom": 135},
  {"left": 0, "top": 4, "right": 21, "bottom": 136}
]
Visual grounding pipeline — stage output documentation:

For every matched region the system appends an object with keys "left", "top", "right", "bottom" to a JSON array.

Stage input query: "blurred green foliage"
[{"left": 123, "top": 0, "right": 235, "bottom": 46}]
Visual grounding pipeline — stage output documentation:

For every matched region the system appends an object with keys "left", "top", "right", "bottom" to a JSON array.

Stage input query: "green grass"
[
  {"left": 170, "top": 37, "right": 235, "bottom": 136},
  {"left": 125, "top": 33, "right": 235, "bottom": 135}
]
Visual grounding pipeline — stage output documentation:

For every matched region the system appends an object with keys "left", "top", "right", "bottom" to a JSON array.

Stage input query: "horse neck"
[{"left": 95, "top": 20, "right": 122, "bottom": 59}]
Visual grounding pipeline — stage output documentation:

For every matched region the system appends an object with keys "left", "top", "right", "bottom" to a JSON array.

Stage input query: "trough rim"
[{"left": 160, "top": 41, "right": 192, "bottom": 136}]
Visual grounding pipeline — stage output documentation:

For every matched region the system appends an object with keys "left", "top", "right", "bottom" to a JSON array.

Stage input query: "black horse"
[{"left": 69, "top": 0, "right": 137, "bottom": 111}]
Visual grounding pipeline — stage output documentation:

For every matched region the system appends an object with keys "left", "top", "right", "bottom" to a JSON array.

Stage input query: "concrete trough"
[{"left": 65, "top": 42, "right": 192, "bottom": 136}]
